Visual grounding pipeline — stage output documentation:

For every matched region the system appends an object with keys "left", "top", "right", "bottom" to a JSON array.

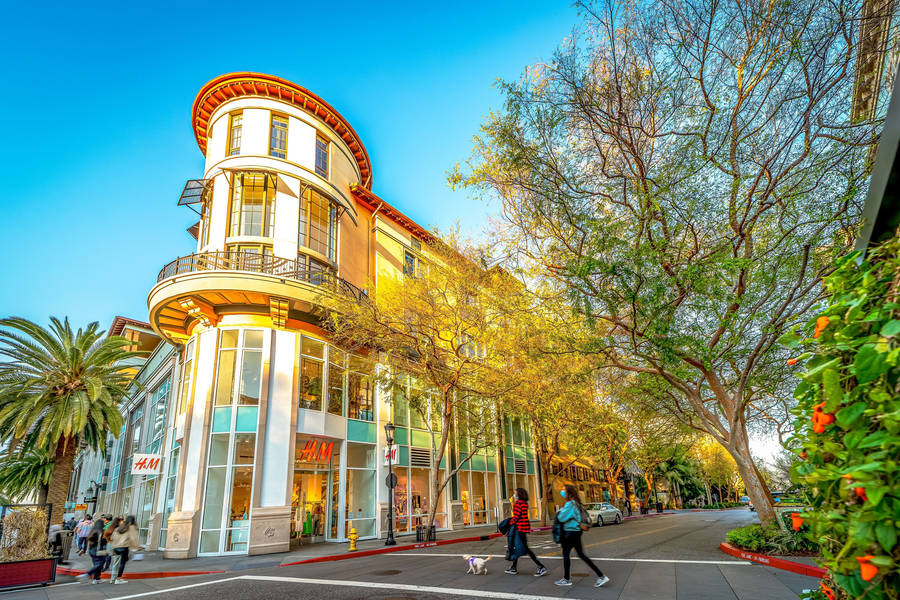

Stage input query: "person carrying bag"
[
  {"left": 554, "top": 485, "right": 610, "bottom": 588},
  {"left": 503, "top": 488, "right": 548, "bottom": 577},
  {"left": 76, "top": 518, "right": 107, "bottom": 584},
  {"left": 108, "top": 515, "right": 142, "bottom": 585}
]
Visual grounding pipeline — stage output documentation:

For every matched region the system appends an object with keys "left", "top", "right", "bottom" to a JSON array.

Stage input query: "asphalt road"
[{"left": 9, "top": 510, "right": 819, "bottom": 600}]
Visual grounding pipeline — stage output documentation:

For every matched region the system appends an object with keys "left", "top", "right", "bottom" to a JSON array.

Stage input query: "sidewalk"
[{"left": 57, "top": 511, "right": 678, "bottom": 579}]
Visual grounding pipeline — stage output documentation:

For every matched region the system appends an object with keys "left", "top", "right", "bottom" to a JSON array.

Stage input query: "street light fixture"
[{"left": 384, "top": 422, "right": 397, "bottom": 546}]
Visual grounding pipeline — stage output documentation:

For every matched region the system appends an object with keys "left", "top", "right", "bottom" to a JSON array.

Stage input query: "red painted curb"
[
  {"left": 719, "top": 542, "right": 826, "bottom": 578},
  {"left": 282, "top": 532, "right": 506, "bottom": 566},
  {"left": 56, "top": 566, "right": 226, "bottom": 579}
]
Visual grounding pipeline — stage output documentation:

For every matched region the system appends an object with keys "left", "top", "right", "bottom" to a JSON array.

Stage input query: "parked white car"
[{"left": 584, "top": 502, "right": 623, "bottom": 526}]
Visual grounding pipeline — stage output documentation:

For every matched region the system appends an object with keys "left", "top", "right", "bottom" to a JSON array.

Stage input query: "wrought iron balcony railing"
[{"left": 156, "top": 251, "right": 365, "bottom": 300}]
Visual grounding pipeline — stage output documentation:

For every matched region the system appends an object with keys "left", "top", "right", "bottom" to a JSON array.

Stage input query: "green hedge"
[{"left": 726, "top": 524, "right": 819, "bottom": 555}]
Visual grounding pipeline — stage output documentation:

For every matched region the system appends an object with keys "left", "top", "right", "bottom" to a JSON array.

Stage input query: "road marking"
[
  {"left": 238, "top": 575, "right": 583, "bottom": 599},
  {"left": 109, "top": 576, "right": 245, "bottom": 599},
  {"left": 391, "top": 552, "right": 749, "bottom": 564},
  {"left": 0, "top": 581, "right": 81, "bottom": 595}
]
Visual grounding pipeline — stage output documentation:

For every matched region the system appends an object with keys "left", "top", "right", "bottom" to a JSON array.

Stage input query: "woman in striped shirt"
[{"left": 505, "top": 487, "right": 548, "bottom": 576}]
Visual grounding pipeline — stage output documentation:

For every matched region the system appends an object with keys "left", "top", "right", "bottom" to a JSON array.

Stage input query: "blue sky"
[{"left": 0, "top": 1, "right": 579, "bottom": 329}]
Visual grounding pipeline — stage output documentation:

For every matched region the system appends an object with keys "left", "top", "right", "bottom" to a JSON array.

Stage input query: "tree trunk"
[
  {"left": 729, "top": 432, "right": 775, "bottom": 524},
  {"left": 47, "top": 438, "right": 76, "bottom": 525},
  {"left": 704, "top": 481, "right": 712, "bottom": 505},
  {"left": 37, "top": 484, "right": 49, "bottom": 505}
]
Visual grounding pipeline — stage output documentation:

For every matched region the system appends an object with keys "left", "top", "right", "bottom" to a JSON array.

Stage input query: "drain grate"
[{"left": 370, "top": 569, "right": 403, "bottom": 576}]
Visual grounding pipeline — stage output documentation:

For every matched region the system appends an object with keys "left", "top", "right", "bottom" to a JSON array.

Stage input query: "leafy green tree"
[
  {"left": 454, "top": 0, "right": 884, "bottom": 524},
  {"left": 0, "top": 317, "right": 137, "bottom": 523},
  {"left": 0, "top": 447, "right": 53, "bottom": 503}
]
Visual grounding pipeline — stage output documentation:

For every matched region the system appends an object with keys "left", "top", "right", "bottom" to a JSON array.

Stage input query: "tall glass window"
[
  {"left": 147, "top": 378, "right": 170, "bottom": 454},
  {"left": 159, "top": 431, "right": 180, "bottom": 548},
  {"left": 299, "top": 337, "right": 324, "bottom": 411},
  {"left": 228, "top": 112, "right": 242, "bottom": 156},
  {"left": 347, "top": 355, "right": 374, "bottom": 421},
  {"left": 178, "top": 339, "right": 195, "bottom": 415},
  {"left": 200, "top": 329, "right": 263, "bottom": 554},
  {"left": 299, "top": 189, "right": 337, "bottom": 262},
  {"left": 345, "top": 443, "right": 376, "bottom": 538},
  {"left": 315, "top": 135, "right": 328, "bottom": 178},
  {"left": 229, "top": 173, "right": 275, "bottom": 238},
  {"left": 200, "top": 201, "right": 211, "bottom": 248},
  {"left": 327, "top": 348, "right": 346, "bottom": 416},
  {"left": 269, "top": 114, "right": 288, "bottom": 158}
]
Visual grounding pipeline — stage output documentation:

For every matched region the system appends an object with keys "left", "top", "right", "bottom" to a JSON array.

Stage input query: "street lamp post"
[{"left": 384, "top": 422, "right": 397, "bottom": 546}]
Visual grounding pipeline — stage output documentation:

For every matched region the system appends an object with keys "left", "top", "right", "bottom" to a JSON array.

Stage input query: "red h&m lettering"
[
  {"left": 317, "top": 442, "right": 333, "bottom": 462},
  {"left": 134, "top": 457, "right": 148, "bottom": 469},
  {"left": 300, "top": 440, "right": 318, "bottom": 462}
]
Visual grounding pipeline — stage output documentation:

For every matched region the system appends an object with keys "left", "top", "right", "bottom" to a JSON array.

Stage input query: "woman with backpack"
[
  {"left": 109, "top": 515, "right": 142, "bottom": 584},
  {"left": 554, "top": 484, "right": 609, "bottom": 588},
  {"left": 504, "top": 487, "right": 548, "bottom": 577}
]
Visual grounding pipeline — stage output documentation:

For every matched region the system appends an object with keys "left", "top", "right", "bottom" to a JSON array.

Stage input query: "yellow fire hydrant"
[{"left": 348, "top": 527, "right": 359, "bottom": 552}]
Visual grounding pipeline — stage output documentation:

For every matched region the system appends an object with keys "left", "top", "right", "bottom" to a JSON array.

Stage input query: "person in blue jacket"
[{"left": 554, "top": 484, "right": 610, "bottom": 588}]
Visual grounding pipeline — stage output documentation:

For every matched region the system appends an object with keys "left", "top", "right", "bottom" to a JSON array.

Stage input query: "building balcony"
[{"left": 148, "top": 251, "right": 364, "bottom": 343}]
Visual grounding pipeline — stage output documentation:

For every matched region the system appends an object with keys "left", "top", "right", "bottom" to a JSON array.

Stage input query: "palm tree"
[
  {"left": 0, "top": 446, "right": 53, "bottom": 503},
  {"left": 0, "top": 317, "right": 137, "bottom": 523}
]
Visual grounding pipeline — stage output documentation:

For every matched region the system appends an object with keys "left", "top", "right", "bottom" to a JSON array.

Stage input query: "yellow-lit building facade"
[{"left": 75, "top": 73, "right": 541, "bottom": 557}]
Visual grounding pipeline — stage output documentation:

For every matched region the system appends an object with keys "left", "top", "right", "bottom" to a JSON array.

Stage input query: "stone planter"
[{"left": 0, "top": 557, "right": 57, "bottom": 589}]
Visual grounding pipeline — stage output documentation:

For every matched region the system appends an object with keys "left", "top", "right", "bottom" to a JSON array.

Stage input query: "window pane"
[
  {"left": 199, "top": 530, "right": 220, "bottom": 554},
  {"left": 209, "top": 434, "right": 229, "bottom": 466},
  {"left": 229, "top": 467, "right": 253, "bottom": 525},
  {"left": 302, "top": 337, "right": 324, "bottom": 358},
  {"left": 215, "top": 349, "right": 236, "bottom": 406},
  {"left": 212, "top": 407, "right": 232, "bottom": 433},
  {"left": 347, "top": 443, "right": 375, "bottom": 469},
  {"left": 202, "top": 467, "right": 227, "bottom": 529},
  {"left": 244, "top": 330, "right": 264, "bottom": 349},
  {"left": 327, "top": 364, "right": 344, "bottom": 416},
  {"left": 299, "top": 358, "right": 323, "bottom": 411},
  {"left": 348, "top": 372, "right": 373, "bottom": 421},
  {"left": 270, "top": 115, "right": 288, "bottom": 159},
  {"left": 346, "top": 469, "right": 375, "bottom": 521},
  {"left": 315, "top": 136, "right": 328, "bottom": 177},
  {"left": 235, "top": 406, "right": 258, "bottom": 432},
  {"left": 221, "top": 330, "right": 239, "bottom": 349},
  {"left": 392, "top": 385, "right": 408, "bottom": 427},
  {"left": 238, "top": 349, "right": 262, "bottom": 405},
  {"left": 233, "top": 433, "right": 256, "bottom": 465}
]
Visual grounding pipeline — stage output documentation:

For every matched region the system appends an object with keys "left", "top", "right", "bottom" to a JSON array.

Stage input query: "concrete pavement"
[{"left": 7, "top": 510, "right": 818, "bottom": 599}]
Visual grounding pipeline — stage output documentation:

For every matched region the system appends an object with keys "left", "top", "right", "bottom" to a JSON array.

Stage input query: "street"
[{"left": 8, "top": 510, "right": 819, "bottom": 600}]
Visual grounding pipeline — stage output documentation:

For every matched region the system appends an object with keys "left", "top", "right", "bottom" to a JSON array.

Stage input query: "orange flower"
[
  {"left": 787, "top": 358, "right": 798, "bottom": 366},
  {"left": 857, "top": 555, "right": 878, "bottom": 581},
  {"left": 800, "top": 451, "right": 807, "bottom": 459},
  {"left": 812, "top": 402, "right": 835, "bottom": 433},
  {"left": 855, "top": 487, "right": 867, "bottom": 502},
  {"left": 820, "top": 583, "right": 836, "bottom": 600},
  {"left": 791, "top": 513, "right": 803, "bottom": 531},
  {"left": 814, "top": 316, "right": 829, "bottom": 338},
  {"left": 841, "top": 474, "right": 853, "bottom": 481}
]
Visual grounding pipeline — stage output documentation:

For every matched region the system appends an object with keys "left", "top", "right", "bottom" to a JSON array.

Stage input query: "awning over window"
[
  {"left": 187, "top": 221, "right": 200, "bottom": 240},
  {"left": 178, "top": 179, "right": 213, "bottom": 206}
]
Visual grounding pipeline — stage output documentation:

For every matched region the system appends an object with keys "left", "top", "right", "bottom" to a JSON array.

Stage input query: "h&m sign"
[
  {"left": 131, "top": 454, "right": 163, "bottom": 475},
  {"left": 297, "top": 439, "right": 334, "bottom": 463}
]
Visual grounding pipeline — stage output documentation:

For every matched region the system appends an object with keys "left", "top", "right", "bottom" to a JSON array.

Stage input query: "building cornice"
[{"left": 192, "top": 72, "right": 373, "bottom": 188}]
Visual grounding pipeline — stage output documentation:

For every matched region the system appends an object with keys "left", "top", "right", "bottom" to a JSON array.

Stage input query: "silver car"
[{"left": 585, "top": 502, "right": 623, "bottom": 526}]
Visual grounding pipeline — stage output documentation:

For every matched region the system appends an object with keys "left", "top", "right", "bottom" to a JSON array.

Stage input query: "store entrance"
[
  {"left": 292, "top": 471, "right": 328, "bottom": 543},
  {"left": 292, "top": 435, "right": 341, "bottom": 544}
]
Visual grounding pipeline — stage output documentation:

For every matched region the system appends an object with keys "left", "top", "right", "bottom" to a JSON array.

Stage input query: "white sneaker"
[
  {"left": 114, "top": 579, "right": 129, "bottom": 584},
  {"left": 595, "top": 575, "right": 610, "bottom": 587},
  {"left": 554, "top": 578, "right": 573, "bottom": 586},
  {"left": 91, "top": 580, "right": 101, "bottom": 585}
]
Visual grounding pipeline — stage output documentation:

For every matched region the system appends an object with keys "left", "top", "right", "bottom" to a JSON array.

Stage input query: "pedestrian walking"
[
  {"left": 109, "top": 515, "right": 142, "bottom": 585},
  {"left": 75, "top": 515, "right": 92, "bottom": 555},
  {"left": 76, "top": 517, "right": 107, "bottom": 584},
  {"left": 504, "top": 488, "right": 547, "bottom": 577},
  {"left": 103, "top": 516, "right": 121, "bottom": 573},
  {"left": 553, "top": 484, "right": 609, "bottom": 588}
]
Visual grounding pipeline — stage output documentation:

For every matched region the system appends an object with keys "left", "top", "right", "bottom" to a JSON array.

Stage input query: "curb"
[
  {"left": 623, "top": 511, "right": 675, "bottom": 520},
  {"left": 55, "top": 566, "right": 226, "bottom": 580},
  {"left": 689, "top": 508, "right": 745, "bottom": 512},
  {"left": 719, "top": 542, "right": 826, "bottom": 578}
]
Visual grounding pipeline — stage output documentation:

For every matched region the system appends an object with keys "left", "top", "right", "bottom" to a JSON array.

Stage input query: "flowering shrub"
[{"left": 785, "top": 239, "right": 900, "bottom": 600}]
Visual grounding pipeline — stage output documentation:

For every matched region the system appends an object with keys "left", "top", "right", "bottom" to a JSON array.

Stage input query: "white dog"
[{"left": 463, "top": 554, "right": 491, "bottom": 575}]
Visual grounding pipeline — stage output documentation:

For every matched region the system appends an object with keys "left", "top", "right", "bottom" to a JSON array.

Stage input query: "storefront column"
[
  {"left": 164, "top": 329, "right": 217, "bottom": 559},
  {"left": 249, "top": 329, "right": 294, "bottom": 555}
]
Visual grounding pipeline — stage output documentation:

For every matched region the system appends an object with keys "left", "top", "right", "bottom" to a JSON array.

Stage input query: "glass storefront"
[
  {"left": 292, "top": 435, "right": 338, "bottom": 543},
  {"left": 345, "top": 443, "right": 376, "bottom": 538}
]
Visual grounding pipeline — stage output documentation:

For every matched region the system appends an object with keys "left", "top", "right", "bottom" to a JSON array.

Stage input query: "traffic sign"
[{"left": 385, "top": 473, "right": 398, "bottom": 489}]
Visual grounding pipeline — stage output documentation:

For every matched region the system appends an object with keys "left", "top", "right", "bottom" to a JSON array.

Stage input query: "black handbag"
[{"left": 497, "top": 517, "right": 511, "bottom": 535}]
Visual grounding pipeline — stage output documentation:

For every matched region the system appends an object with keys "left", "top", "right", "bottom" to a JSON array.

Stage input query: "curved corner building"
[{"left": 136, "top": 73, "right": 540, "bottom": 557}]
